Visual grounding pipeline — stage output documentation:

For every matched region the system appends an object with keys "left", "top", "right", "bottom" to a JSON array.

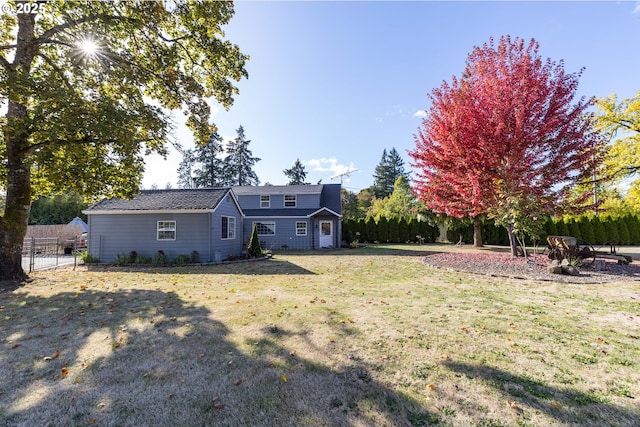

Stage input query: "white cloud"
[
  {"left": 306, "top": 157, "right": 358, "bottom": 180},
  {"left": 413, "top": 110, "right": 427, "bottom": 118}
]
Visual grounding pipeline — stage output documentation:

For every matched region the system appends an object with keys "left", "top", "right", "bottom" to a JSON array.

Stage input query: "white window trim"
[
  {"left": 221, "top": 216, "right": 236, "bottom": 240},
  {"left": 157, "top": 220, "right": 176, "bottom": 241},
  {"left": 296, "top": 221, "right": 307, "bottom": 236},
  {"left": 254, "top": 221, "right": 276, "bottom": 236},
  {"left": 284, "top": 194, "right": 297, "bottom": 208},
  {"left": 260, "top": 195, "right": 270, "bottom": 208}
]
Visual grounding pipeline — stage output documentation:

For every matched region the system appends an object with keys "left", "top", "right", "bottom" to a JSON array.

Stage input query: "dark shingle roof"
[
  {"left": 233, "top": 184, "right": 323, "bottom": 196},
  {"left": 86, "top": 188, "right": 231, "bottom": 212}
]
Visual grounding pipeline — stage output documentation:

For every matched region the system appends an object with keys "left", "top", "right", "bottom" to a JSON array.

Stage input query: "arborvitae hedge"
[{"left": 342, "top": 214, "right": 640, "bottom": 246}]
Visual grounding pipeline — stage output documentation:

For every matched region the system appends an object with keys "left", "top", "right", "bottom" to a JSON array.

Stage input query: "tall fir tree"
[
  {"left": 177, "top": 148, "right": 196, "bottom": 189},
  {"left": 193, "top": 131, "right": 224, "bottom": 187},
  {"left": 283, "top": 159, "right": 309, "bottom": 185},
  {"left": 372, "top": 147, "right": 409, "bottom": 198},
  {"left": 223, "top": 125, "right": 260, "bottom": 186}
]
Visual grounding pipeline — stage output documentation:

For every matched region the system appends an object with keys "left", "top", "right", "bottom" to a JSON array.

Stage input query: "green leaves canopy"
[{"left": 0, "top": 0, "right": 248, "bottom": 199}]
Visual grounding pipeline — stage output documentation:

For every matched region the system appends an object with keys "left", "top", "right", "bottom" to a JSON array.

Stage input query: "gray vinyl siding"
[
  {"left": 237, "top": 194, "right": 320, "bottom": 210},
  {"left": 87, "top": 193, "right": 243, "bottom": 263},
  {"left": 210, "top": 193, "right": 244, "bottom": 259},
  {"left": 87, "top": 213, "right": 211, "bottom": 263},
  {"left": 243, "top": 218, "right": 313, "bottom": 250}
]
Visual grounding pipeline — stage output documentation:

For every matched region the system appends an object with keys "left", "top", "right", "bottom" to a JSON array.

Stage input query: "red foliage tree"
[{"left": 409, "top": 36, "right": 605, "bottom": 255}]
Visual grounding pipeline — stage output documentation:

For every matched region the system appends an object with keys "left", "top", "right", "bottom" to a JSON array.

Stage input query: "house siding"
[
  {"left": 237, "top": 193, "right": 320, "bottom": 210},
  {"left": 210, "top": 193, "right": 244, "bottom": 260},
  {"left": 243, "top": 218, "right": 313, "bottom": 250},
  {"left": 87, "top": 212, "right": 211, "bottom": 263}
]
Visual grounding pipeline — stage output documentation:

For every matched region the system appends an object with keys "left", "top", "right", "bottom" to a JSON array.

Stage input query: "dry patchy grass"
[{"left": 1, "top": 244, "right": 639, "bottom": 426}]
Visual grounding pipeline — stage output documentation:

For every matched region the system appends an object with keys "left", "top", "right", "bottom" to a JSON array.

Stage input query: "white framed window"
[
  {"left": 284, "top": 194, "right": 296, "bottom": 207},
  {"left": 254, "top": 221, "right": 276, "bottom": 236},
  {"left": 296, "top": 221, "right": 307, "bottom": 236},
  {"left": 221, "top": 216, "right": 235, "bottom": 239},
  {"left": 260, "top": 195, "right": 270, "bottom": 208},
  {"left": 157, "top": 220, "right": 176, "bottom": 240}
]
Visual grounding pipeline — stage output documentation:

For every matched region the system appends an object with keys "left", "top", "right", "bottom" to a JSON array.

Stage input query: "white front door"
[{"left": 319, "top": 221, "right": 333, "bottom": 248}]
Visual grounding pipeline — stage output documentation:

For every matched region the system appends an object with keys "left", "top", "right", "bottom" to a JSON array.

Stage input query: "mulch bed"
[{"left": 422, "top": 252, "right": 640, "bottom": 283}]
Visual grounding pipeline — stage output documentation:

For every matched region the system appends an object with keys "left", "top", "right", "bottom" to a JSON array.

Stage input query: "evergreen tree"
[
  {"left": 193, "top": 131, "right": 224, "bottom": 187},
  {"left": 29, "top": 192, "right": 88, "bottom": 225},
  {"left": 578, "top": 216, "right": 596, "bottom": 244},
  {"left": 591, "top": 217, "right": 607, "bottom": 245},
  {"left": 177, "top": 148, "right": 196, "bottom": 189},
  {"left": 556, "top": 219, "right": 570, "bottom": 237},
  {"left": 617, "top": 218, "right": 631, "bottom": 245},
  {"left": 365, "top": 216, "right": 378, "bottom": 242},
  {"left": 625, "top": 215, "right": 640, "bottom": 245},
  {"left": 223, "top": 125, "right": 261, "bottom": 186},
  {"left": 283, "top": 159, "right": 309, "bottom": 185},
  {"left": 247, "top": 223, "right": 263, "bottom": 258},
  {"left": 372, "top": 147, "right": 409, "bottom": 198}
]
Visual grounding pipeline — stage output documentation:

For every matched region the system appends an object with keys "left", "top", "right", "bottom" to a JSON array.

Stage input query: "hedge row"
[
  {"left": 448, "top": 215, "right": 640, "bottom": 246},
  {"left": 344, "top": 215, "right": 640, "bottom": 246},
  {"left": 342, "top": 217, "right": 438, "bottom": 244}
]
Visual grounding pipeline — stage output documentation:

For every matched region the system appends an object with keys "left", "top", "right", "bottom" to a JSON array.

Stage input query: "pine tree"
[
  {"left": 372, "top": 148, "right": 409, "bottom": 199},
  {"left": 283, "top": 159, "right": 309, "bottom": 185},
  {"left": 223, "top": 125, "right": 261, "bottom": 186},
  {"left": 193, "top": 131, "right": 224, "bottom": 188}
]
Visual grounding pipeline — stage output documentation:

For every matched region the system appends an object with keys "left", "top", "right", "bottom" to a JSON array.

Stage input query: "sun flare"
[{"left": 78, "top": 37, "right": 99, "bottom": 56}]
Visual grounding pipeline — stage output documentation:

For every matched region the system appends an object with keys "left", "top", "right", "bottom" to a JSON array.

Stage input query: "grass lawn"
[{"left": 1, "top": 244, "right": 639, "bottom": 426}]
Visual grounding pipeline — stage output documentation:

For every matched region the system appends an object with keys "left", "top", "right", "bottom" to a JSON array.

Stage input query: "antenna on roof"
[{"left": 330, "top": 169, "right": 359, "bottom": 184}]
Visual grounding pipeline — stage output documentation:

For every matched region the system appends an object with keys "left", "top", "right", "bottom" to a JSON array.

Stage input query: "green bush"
[
  {"left": 556, "top": 219, "right": 570, "bottom": 237},
  {"left": 578, "top": 216, "right": 596, "bottom": 244},
  {"left": 152, "top": 250, "right": 168, "bottom": 266},
  {"left": 602, "top": 217, "right": 619, "bottom": 244},
  {"left": 625, "top": 215, "right": 640, "bottom": 245},
  {"left": 173, "top": 254, "right": 192, "bottom": 265},
  {"left": 617, "top": 219, "right": 631, "bottom": 245},
  {"left": 365, "top": 216, "right": 378, "bottom": 242},
  {"left": 80, "top": 250, "right": 99, "bottom": 264},
  {"left": 591, "top": 217, "right": 607, "bottom": 245},
  {"left": 135, "top": 254, "right": 152, "bottom": 264},
  {"left": 115, "top": 252, "right": 129, "bottom": 265},
  {"left": 377, "top": 217, "right": 390, "bottom": 243}
]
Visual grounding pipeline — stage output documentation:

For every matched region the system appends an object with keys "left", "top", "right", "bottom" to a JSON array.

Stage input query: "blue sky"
[{"left": 142, "top": 1, "right": 640, "bottom": 193}]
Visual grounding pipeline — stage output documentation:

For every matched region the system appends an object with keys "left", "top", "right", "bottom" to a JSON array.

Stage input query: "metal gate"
[{"left": 22, "top": 237, "right": 78, "bottom": 272}]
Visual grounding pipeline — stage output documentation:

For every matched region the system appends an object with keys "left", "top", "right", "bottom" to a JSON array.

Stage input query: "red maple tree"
[{"left": 409, "top": 36, "right": 604, "bottom": 255}]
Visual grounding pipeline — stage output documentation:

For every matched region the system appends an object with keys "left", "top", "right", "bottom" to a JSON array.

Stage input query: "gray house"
[
  {"left": 234, "top": 184, "right": 342, "bottom": 250},
  {"left": 84, "top": 188, "right": 244, "bottom": 263}
]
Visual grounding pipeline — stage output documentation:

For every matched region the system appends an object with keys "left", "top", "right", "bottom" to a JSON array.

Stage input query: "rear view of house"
[
  {"left": 234, "top": 184, "right": 342, "bottom": 250},
  {"left": 84, "top": 188, "right": 244, "bottom": 263}
]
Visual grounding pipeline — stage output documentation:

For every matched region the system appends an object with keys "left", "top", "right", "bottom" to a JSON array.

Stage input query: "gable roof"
[
  {"left": 233, "top": 184, "right": 324, "bottom": 196},
  {"left": 85, "top": 188, "right": 237, "bottom": 214}
]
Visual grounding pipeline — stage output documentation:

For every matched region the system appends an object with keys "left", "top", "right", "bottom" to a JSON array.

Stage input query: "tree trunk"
[
  {"left": 436, "top": 221, "right": 448, "bottom": 242},
  {"left": 505, "top": 224, "right": 519, "bottom": 257},
  {"left": 473, "top": 216, "right": 483, "bottom": 247},
  {"left": 0, "top": 12, "right": 37, "bottom": 283}
]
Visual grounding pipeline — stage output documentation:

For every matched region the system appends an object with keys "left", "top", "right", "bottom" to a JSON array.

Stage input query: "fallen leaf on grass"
[
  {"left": 212, "top": 397, "right": 225, "bottom": 409},
  {"left": 44, "top": 350, "right": 60, "bottom": 361},
  {"left": 281, "top": 374, "right": 288, "bottom": 383},
  {"left": 507, "top": 400, "right": 524, "bottom": 416},
  {"left": 233, "top": 379, "right": 242, "bottom": 386},
  {"left": 427, "top": 384, "right": 435, "bottom": 390},
  {"left": 11, "top": 344, "right": 20, "bottom": 349},
  {"left": 61, "top": 368, "right": 69, "bottom": 376},
  {"left": 89, "top": 419, "right": 96, "bottom": 425}
]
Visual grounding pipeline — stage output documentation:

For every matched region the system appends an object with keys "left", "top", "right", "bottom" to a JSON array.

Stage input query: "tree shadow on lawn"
[
  {"left": 275, "top": 244, "right": 439, "bottom": 258},
  {"left": 0, "top": 287, "right": 434, "bottom": 426},
  {"left": 85, "top": 258, "right": 316, "bottom": 275},
  {"left": 443, "top": 361, "right": 640, "bottom": 427}
]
